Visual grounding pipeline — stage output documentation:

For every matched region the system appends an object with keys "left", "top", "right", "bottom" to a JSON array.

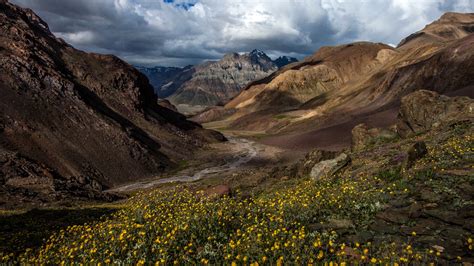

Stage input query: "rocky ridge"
[{"left": 0, "top": 0, "right": 224, "bottom": 208}]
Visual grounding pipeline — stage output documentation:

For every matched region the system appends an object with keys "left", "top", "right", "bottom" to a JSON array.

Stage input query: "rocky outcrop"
[
  {"left": 310, "top": 153, "right": 351, "bottom": 180},
  {"left": 351, "top": 123, "right": 397, "bottom": 151},
  {"left": 299, "top": 150, "right": 338, "bottom": 176},
  {"left": 351, "top": 90, "right": 473, "bottom": 152},
  {"left": 0, "top": 1, "right": 224, "bottom": 206},
  {"left": 268, "top": 149, "right": 337, "bottom": 180},
  {"left": 396, "top": 90, "right": 474, "bottom": 137}
]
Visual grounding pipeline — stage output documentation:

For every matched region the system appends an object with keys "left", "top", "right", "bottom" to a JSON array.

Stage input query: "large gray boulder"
[{"left": 310, "top": 153, "right": 351, "bottom": 180}]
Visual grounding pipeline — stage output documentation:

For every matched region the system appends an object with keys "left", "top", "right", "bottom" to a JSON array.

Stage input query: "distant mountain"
[
  {"left": 273, "top": 56, "right": 298, "bottom": 68},
  {"left": 168, "top": 49, "right": 278, "bottom": 109},
  {"left": 137, "top": 50, "right": 298, "bottom": 114},
  {"left": 135, "top": 65, "right": 193, "bottom": 98},
  {"left": 0, "top": 1, "right": 224, "bottom": 206}
]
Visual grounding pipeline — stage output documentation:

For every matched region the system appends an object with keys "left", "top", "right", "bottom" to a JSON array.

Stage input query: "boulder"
[
  {"left": 274, "top": 149, "right": 337, "bottom": 179},
  {"left": 351, "top": 123, "right": 397, "bottom": 151},
  {"left": 326, "top": 218, "right": 355, "bottom": 230},
  {"left": 300, "top": 150, "right": 338, "bottom": 176},
  {"left": 310, "top": 153, "right": 350, "bottom": 180},
  {"left": 396, "top": 90, "right": 474, "bottom": 137},
  {"left": 351, "top": 124, "right": 370, "bottom": 151},
  {"left": 404, "top": 141, "right": 428, "bottom": 169}
]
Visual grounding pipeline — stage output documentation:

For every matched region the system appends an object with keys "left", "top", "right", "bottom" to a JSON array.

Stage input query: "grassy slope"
[{"left": 1, "top": 122, "right": 473, "bottom": 264}]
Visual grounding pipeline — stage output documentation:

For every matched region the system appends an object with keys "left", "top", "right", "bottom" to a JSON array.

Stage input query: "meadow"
[{"left": 1, "top": 124, "right": 473, "bottom": 265}]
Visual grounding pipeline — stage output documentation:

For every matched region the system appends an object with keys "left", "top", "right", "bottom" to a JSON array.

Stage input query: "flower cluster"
[
  {"left": 2, "top": 124, "right": 472, "bottom": 264},
  {"left": 3, "top": 174, "right": 444, "bottom": 264}
]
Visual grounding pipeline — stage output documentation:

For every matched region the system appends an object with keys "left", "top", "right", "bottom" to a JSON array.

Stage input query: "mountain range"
[
  {"left": 137, "top": 50, "right": 298, "bottom": 114},
  {"left": 195, "top": 12, "right": 474, "bottom": 151}
]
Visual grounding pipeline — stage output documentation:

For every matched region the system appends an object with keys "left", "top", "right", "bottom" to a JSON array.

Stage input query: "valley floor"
[{"left": 106, "top": 136, "right": 283, "bottom": 193}]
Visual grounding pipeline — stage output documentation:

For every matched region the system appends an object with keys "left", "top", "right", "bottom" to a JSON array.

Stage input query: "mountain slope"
[
  {"left": 225, "top": 42, "right": 392, "bottom": 113},
  {"left": 398, "top": 12, "right": 474, "bottom": 48},
  {"left": 197, "top": 12, "right": 474, "bottom": 152},
  {"left": 135, "top": 65, "right": 193, "bottom": 98},
  {"left": 0, "top": 0, "right": 224, "bottom": 205}
]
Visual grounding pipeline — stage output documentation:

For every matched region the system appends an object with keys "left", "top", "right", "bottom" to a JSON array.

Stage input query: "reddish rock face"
[{"left": 0, "top": 1, "right": 224, "bottom": 205}]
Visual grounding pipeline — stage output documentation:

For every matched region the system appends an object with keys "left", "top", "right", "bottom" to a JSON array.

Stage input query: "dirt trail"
[{"left": 106, "top": 137, "right": 265, "bottom": 193}]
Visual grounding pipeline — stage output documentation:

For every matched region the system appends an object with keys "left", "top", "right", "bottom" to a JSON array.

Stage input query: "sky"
[{"left": 11, "top": 0, "right": 474, "bottom": 67}]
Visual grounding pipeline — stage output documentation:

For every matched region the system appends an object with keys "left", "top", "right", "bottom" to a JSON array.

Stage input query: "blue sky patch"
[{"left": 163, "top": 0, "right": 197, "bottom": 10}]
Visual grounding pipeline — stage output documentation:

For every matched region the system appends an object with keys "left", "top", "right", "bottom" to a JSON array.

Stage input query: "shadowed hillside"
[{"left": 0, "top": 0, "right": 224, "bottom": 207}]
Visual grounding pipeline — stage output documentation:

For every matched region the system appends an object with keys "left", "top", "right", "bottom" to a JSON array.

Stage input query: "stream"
[{"left": 106, "top": 137, "right": 259, "bottom": 193}]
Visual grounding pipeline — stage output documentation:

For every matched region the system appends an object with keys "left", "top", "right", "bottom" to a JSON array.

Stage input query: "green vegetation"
[
  {"left": 377, "top": 167, "right": 402, "bottom": 182},
  {"left": 273, "top": 114, "right": 289, "bottom": 120},
  {"left": 2, "top": 176, "right": 417, "bottom": 264},
  {"left": 1, "top": 124, "right": 473, "bottom": 265}
]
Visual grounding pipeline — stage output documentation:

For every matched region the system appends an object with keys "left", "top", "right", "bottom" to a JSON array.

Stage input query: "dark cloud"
[{"left": 10, "top": 0, "right": 474, "bottom": 66}]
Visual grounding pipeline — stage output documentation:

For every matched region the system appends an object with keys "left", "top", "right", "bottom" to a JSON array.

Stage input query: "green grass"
[
  {"left": 377, "top": 167, "right": 402, "bottom": 182},
  {"left": 0, "top": 206, "right": 119, "bottom": 256}
]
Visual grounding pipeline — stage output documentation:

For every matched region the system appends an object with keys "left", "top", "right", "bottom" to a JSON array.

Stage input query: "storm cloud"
[{"left": 11, "top": 0, "right": 474, "bottom": 66}]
